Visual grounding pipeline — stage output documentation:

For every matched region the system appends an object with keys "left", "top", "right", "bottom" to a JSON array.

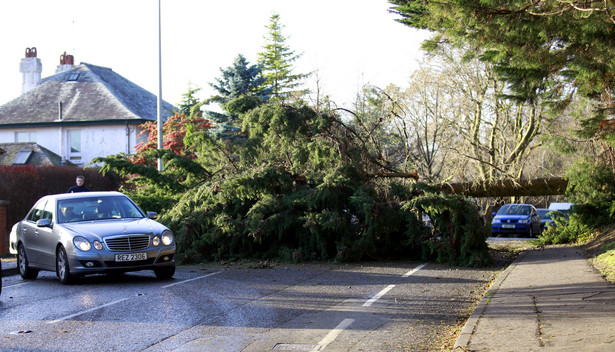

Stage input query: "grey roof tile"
[{"left": 0, "top": 63, "right": 174, "bottom": 126}]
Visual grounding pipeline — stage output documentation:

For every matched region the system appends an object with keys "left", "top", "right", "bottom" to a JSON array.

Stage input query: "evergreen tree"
[
  {"left": 205, "top": 54, "right": 270, "bottom": 140},
  {"left": 257, "top": 13, "right": 308, "bottom": 102},
  {"left": 177, "top": 84, "right": 202, "bottom": 116}
]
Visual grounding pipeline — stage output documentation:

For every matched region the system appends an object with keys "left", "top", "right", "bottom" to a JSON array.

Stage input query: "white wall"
[{"left": 0, "top": 124, "right": 143, "bottom": 167}]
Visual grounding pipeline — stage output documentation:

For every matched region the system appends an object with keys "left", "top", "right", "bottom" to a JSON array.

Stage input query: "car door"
[
  {"left": 531, "top": 207, "right": 541, "bottom": 234},
  {"left": 20, "top": 199, "right": 47, "bottom": 266},
  {"left": 36, "top": 199, "right": 58, "bottom": 270}
]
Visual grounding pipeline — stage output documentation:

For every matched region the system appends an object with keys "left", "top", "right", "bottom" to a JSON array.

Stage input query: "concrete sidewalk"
[{"left": 455, "top": 245, "right": 615, "bottom": 351}]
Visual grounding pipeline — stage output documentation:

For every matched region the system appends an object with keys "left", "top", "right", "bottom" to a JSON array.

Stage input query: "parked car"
[
  {"left": 537, "top": 208, "right": 563, "bottom": 230},
  {"left": 491, "top": 204, "right": 542, "bottom": 237},
  {"left": 9, "top": 191, "right": 176, "bottom": 284}
]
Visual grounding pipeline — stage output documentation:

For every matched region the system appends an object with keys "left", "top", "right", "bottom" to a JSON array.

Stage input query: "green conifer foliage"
[
  {"left": 257, "top": 13, "right": 308, "bottom": 102},
  {"left": 177, "top": 85, "right": 202, "bottom": 117},
  {"left": 155, "top": 101, "right": 490, "bottom": 266},
  {"left": 205, "top": 54, "right": 270, "bottom": 140},
  {"left": 96, "top": 97, "right": 490, "bottom": 266}
]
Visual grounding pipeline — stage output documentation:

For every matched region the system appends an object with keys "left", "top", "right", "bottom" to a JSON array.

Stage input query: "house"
[{"left": 0, "top": 48, "right": 174, "bottom": 166}]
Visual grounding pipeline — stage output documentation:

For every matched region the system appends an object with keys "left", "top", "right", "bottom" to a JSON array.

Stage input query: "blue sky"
[{"left": 0, "top": 0, "right": 428, "bottom": 108}]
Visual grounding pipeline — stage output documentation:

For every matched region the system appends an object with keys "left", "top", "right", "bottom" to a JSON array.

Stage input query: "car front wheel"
[
  {"left": 17, "top": 244, "right": 38, "bottom": 280},
  {"left": 56, "top": 246, "right": 74, "bottom": 285}
]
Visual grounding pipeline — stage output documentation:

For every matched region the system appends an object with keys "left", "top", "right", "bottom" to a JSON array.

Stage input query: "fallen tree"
[{"left": 438, "top": 177, "right": 568, "bottom": 198}]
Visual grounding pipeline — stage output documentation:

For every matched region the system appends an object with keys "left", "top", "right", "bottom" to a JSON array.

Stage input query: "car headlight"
[
  {"left": 492, "top": 218, "right": 501, "bottom": 224},
  {"left": 73, "top": 236, "right": 92, "bottom": 251},
  {"left": 93, "top": 240, "right": 103, "bottom": 250},
  {"left": 162, "top": 230, "right": 174, "bottom": 246},
  {"left": 518, "top": 218, "right": 530, "bottom": 224},
  {"left": 152, "top": 236, "right": 161, "bottom": 246}
]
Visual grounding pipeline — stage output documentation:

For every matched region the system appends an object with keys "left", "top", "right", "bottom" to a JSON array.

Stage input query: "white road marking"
[
  {"left": 44, "top": 271, "right": 222, "bottom": 324},
  {"left": 47, "top": 298, "right": 131, "bottom": 324},
  {"left": 311, "top": 318, "right": 355, "bottom": 352},
  {"left": 363, "top": 284, "right": 395, "bottom": 307},
  {"left": 362, "top": 263, "right": 427, "bottom": 307},
  {"left": 161, "top": 271, "right": 222, "bottom": 288},
  {"left": 3, "top": 282, "right": 30, "bottom": 289},
  {"left": 402, "top": 263, "right": 427, "bottom": 277}
]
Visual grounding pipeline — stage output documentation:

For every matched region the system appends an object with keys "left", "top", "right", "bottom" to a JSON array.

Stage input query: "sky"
[{"left": 0, "top": 0, "right": 429, "bottom": 109}]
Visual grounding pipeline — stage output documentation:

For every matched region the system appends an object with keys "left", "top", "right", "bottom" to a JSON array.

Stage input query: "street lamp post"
[{"left": 157, "top": 0, "right": 164, "bottom": 172}]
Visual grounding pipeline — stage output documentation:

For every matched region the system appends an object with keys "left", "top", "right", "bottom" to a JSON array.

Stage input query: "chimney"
[
  {"left": 56, "top": 52, "right": 75, "bottom": 74},
  {"left": 19, "top": 47, "right": 42, "bottom": 94}
]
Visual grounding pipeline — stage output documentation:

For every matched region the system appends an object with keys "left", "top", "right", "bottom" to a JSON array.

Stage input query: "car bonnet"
[{"left": 60, "top": 218, "right": 163, "bottom": 239}]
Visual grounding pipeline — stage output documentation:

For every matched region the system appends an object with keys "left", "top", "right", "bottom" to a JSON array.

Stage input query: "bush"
[{"left": 536, "top": 158, "right": 615, "bottom": 245}]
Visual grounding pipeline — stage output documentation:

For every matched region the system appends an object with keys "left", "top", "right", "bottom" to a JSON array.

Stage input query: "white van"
[{"left": 548, "top": 202, "right": 574, "bottom": 218}]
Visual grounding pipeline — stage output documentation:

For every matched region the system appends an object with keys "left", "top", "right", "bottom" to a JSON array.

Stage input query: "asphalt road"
[{"left": 1, "top": 261, "right": 503, "bottom": 351}]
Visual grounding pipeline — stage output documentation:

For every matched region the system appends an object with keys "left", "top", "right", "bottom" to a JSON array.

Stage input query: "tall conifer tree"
[
  {"left": 257, "top": 13, "right": 308, "bottom": 102},
  {"left": 177, "top": 85, "right": 202, "bottom": 117}
]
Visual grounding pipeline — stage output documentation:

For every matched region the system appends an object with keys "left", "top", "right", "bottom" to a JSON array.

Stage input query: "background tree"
[
  {"left": 372, "top": 44, "right": 557, "bottom": 187},
  {"left": 384, "top": 69, "right": 458, "bottom": 184},
  {"left": 258, "top": 13, "right": 308, "bottom": 102},
  {"left": 389, "top": 0, "right": 615, "bottom": 169},
  {"left": 177, "top": 84, "right": 202, "bottom": 117},
  {"left": 204, "top": 54, "right": 270, "bottom": 140}
]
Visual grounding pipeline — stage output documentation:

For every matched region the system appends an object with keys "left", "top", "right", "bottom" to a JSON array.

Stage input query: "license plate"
[
  {"left": 115, "top": 253, "right": 147, "bottom": 262},
  {"left": 502, "top": 224, "right": 515, "bottom": 229}
]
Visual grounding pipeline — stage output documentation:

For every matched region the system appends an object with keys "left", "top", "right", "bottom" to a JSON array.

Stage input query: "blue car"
[
  {"left": 492, "top": 204, "right": 542, "bottom": 237},
  {"left": 537, "top": 208, "right": 564, "bottom": 230}
]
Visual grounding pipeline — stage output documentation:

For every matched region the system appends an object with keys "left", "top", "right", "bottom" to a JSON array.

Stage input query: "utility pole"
[{"left": 157, "top": 0, "right": 164, "bottom": 172}]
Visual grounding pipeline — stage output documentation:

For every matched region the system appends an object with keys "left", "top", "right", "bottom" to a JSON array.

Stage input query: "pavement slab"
[{"left": 456, "top": 246, "right": 615, "bottom": 351}]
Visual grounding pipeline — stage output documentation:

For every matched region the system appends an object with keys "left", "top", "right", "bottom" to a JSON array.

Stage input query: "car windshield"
[
  {"left": 57, "top": 196, "right": 145, "bottom": 223},
  {"left": 537, "top": 209, "right": 553, "bottom": 219},
  {"left": 496, "top": 205, "right": 531, "bottom": 216}
]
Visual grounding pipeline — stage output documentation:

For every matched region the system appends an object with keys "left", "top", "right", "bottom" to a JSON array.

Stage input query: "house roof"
[
  {"left": 0, "top": 142, "right": 74, "bottom": 166},
  {"left": 0, "top": 63, "right": 174, "bottom": 128}
]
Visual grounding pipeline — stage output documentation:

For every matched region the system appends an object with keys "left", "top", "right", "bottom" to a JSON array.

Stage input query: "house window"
[
  {"left": 16, "top": 131, "right": 36, "bottom": 143},
  {"left": 69, "top": 130, "right": 82, "bottom": 160},
  {"left": 13, "top": 150, "right": 33, "bottom": 164}
]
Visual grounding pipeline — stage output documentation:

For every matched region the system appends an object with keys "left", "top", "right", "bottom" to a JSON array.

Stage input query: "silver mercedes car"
[{"left": 9, "top": 191, "right": 176, "bottom": 284}]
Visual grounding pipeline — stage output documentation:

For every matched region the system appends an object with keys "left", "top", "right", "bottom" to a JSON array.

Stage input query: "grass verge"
[{"left": 583, "top": 225, "right": 615, "bottom": 284}]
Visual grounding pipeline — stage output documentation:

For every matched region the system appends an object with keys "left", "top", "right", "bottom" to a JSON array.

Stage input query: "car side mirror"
[
  {"left": 36, "top": 218, "right": 52, "bottom": 228},
  {"left": 147, "top": 211, "right": 158, "bottom": 220},
  {"left": 492, "top": 212, "right": 496, "bottom": 216}
]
